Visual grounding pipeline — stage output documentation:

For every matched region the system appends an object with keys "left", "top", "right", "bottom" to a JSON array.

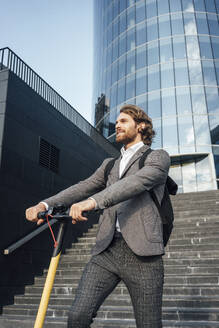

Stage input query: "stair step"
[{"left": 0, "top": 315, "right": 66, "bottom": 328}]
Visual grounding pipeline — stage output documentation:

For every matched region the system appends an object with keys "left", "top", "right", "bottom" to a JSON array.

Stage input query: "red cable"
[{"left": 46, "top": 214, "right": 58, "bottom": 248}]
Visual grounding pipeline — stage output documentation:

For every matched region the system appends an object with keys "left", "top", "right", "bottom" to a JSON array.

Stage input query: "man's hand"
[
  {"left": 25, "top": 203, "right": 47, "bottom": 225},
  {"left": 69, "top": 199, "right": 96, "bottom": 224}
]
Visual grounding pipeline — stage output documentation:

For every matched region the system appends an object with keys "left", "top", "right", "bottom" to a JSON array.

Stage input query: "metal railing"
[{"left": 0, "top": 47, "right": 118, "bottom": 156}]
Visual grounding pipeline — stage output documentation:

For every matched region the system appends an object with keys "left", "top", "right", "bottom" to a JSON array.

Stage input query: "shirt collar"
[{"left": 120, "top": 141, "right": 144, "bottom": 157}]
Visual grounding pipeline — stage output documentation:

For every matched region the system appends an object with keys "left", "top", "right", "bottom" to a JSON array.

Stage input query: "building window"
[{"left": 39, "top": 138, "right": 60, "bottom": 173}]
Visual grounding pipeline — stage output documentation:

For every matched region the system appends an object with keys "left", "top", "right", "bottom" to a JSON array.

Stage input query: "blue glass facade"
[{"left": 93, "top": 0, "right": 219, "bottom": 192}]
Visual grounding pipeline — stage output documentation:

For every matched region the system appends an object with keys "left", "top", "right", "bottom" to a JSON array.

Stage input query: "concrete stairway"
[{"left": 0, "top": 190, "right": 219, "bottom": 327}]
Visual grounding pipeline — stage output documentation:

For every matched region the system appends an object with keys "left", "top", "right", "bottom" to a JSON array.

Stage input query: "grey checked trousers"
[{"left": 67, "top": 232, "right": 164, "bottom": 328}]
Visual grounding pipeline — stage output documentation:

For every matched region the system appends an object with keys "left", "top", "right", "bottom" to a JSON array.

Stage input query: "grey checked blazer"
[{"left": 43, "top": 145, "right": 170, "bottom": 257}]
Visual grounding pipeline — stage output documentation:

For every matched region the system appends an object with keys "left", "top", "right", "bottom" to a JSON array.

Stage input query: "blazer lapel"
[{"left": 120, "top": 144, "right": 150, "bottom": 179}]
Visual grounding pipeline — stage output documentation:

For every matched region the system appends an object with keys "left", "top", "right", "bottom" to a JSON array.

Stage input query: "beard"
[{"left": 116, "top": 130, "right": 137, "bottom": 144}]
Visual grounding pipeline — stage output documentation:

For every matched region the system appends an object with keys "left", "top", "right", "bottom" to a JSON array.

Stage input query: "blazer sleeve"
[
  {"left": 92, "top": 149, "right": 170, "bottom": 210},
  {"left": 41, "top": 158, "right": 112, "bottom": 208}
]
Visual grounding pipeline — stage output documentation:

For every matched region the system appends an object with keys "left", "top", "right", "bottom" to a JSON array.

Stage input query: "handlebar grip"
[{"left": 37, "top": 211, "right": 48, "bottom": 220}]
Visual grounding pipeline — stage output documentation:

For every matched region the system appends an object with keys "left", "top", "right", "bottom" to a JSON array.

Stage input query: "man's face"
[{"left": 115, "top": 112, "right": 140, "bottom": 145}]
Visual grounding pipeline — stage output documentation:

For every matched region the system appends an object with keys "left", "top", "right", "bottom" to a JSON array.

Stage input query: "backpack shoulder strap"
[
  {"left": 104, "top": 157, "right": 118, "bottom": 185},
  {"left": 139, "top": 148, "right": 153, "bottom": 169}
]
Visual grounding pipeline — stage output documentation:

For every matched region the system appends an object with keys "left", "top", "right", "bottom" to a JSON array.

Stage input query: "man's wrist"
[
  {"left": 39, "top": 202, "right": 48, "bottom": 210},
  {"left": 88, "top": 197, "right": 97, "bottom": 209}
]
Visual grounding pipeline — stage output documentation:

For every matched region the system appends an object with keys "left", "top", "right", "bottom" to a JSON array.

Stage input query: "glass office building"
[{"left": 93, "top": 0, "right": 219, "bottom": 193}]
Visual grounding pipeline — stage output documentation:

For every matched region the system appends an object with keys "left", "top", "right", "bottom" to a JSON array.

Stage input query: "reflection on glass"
[
  {"left": 162, "top": 88, "right": 177, "bottom": 117},
  {"left": 136, "top": 68, "right": 147, "bottom": 96},
  {"left": 188, "top": 60, "right": 203, "bottom": 85},
  {"left": 186, "top": 36, "right": 200, "bottom": 59},
  {"left": 196, "top": 156, "right": 214, "bottom": 191},
  {"left": 127, "top": 6, "right": 135, "bottom": 29},
  {"left": 207, "top": 14, "right": 219, "bottom": 36},
  {"left": 174, "top": 61, "right": 189, "bottom": 86},
  {"left": 106, "top": 44, "right": 112, "bottom": 67},
  {"left": 136, "top": 45, "right": 146, "bottom": 70},
  {"left": 173, "top": 36, "right": 187, "bottom": 60},
  {"left": 152, "top": 118, "right": 162, "bottom": 149},
  {"left": 106, "top": 67, "right": 112, "bottom": 91},
  {"left": 147, "top": 18, "right": 158, "bottom": 42},
  {"left": 127, "top": 50, "right": 135, "bottom": 75},
  {"left": 205, "top": 87, "right": 219, "bottom": 114},
  {"left": 136, "top": 1, "right": 146, "bottom": 23},
  {"left": 110, "top": 83, "right": 117, "bottom": 108},
  {"left": 147, "top": 41, "right": 159, "bottom": 66},
  {"left": 176, "top": 87, "right": 192, "bottom": 115},
  {"left": 136, "top": 94, "right": 147, "bottom": 113},
  {"left": 148, "top": 90, "right": 161, "bottom": 119},
  {"left": 193, "top": 115, "right": 211, "bottom": 145},
  {"left": 119, "top": 11, "right": 127, "bottom": 34},
  {"left": 107, "top": 3, "right": 113, "bottom": 27},
  {"left": 209, "top": 113, "right": 219, "bottom": 132},
  {"left": 146, "top": 0, "right": 157, "bottom": 20},
  {"left": 127, "top": 28, "right": 135, "bottom": 51},
  {"left": 109, "top": 106, "right": 116, "bottom": 127},
  {"left": 199, "top": 36, "right": 213, "bottom": 59},
  {"left": 191, "top": 86, "right": 207, "bottom": 114},
  {"left": 182, "top": 0, "right": 194, "bottom": 12},
  {"left": 205, "top": 0, "right": 216, "bottom": 13},
  {"left": 117, "top": 78, "right": 126, "bottom": 104},
  {"left": 216, "top": 2, "right": 219, "bottom": 16},
  {"left": 107, "top": 25, "right": 113, "bottom": 46},
  {"left": 118, "top": 54, "right": 126, "bottom": 80},
  {"left": 112, "top": 1, "right": 119, "bottom": 21},
  {"left": 211, "top": 37, "right": 219, "bottom": 59},
  {"left": 119, "top": 0, "right": 127, "bottom": 14},
  {"left": 148, "top": 65, "right": 160, "bottom": 91},
  {"left": 196, "top": 13, "right": 209, "bottom": 35},
  {"left": 202, "top": 61, "right": 217, "bottom": 86},
  {"left": 159, "top": 15, "right": 171, "bottom": 38},
  {"left": 169, "top": 0, "right": 182, "bottom": 12},
  {"left": 178, "top": 115, "right": 195, "bottom": 153},
  {"left": 184, "top": 13, "right": 197, "bottom": 35},
  {"left": 112, "top": 61, "right": 118, "bottom": 84},
  {"left": 119, "top": 33, "right": 126, "bottom": 56},
  {"left": 193, "top": 0, "right": 205, "bottom": 11},
  {"left": 182, "top": 162, "right": 197, "bottom": 192},
  {"left": 127, "top": 0, "right": 135, "bottom": 7},
  {"left": 212, "top": 146, "right": 219, "bottom": 179},
  {"left": 160, "top": 62, "right": 175, "bottom": 88},
  {"left": 162, "top": 117, "right": 179, "bottom": 154},
  {"left": 112, "top": 39, "right": 119, "bottom": 62},
  {"left": 171, "top": 13, "right": 184, "bottom": 35},
  {"left": 215, "top": 61, "right": 219, "bottom": 86},
  {"left": 160, "top": 38, "right": 173, "bottom": 62},
  {"left": 126, "top": 73, "right": 135, "bottom": 99},
  {"left": 157, "top": 0, "right": 169, "bottom": 15},
  {"left": 136, "top": 21, "right": 146, "bottom": 46},
  {"left": 113, "top": 18, "right": 119, "bottom": 40}
]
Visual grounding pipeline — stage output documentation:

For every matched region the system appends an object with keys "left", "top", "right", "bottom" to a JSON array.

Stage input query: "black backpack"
[{"left": 104, "top": 148, "right": 178, "bottom": 247}]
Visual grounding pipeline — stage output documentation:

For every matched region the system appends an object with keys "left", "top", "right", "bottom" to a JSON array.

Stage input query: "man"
[{"left": 26, "top": 104, "right": 170, "bottom": 328}]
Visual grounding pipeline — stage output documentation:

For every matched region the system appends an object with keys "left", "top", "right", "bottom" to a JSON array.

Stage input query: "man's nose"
[{"left": 116, "top": 121, "right": 121, "bottom": 129}]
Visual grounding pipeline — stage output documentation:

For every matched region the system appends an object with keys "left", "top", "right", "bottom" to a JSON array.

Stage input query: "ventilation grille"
[{"left": 39, "top": 138, "right": 60, "bottom": 173}]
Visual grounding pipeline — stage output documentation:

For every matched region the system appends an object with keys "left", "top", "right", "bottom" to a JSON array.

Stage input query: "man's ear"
[{"left": 138, "top": 123, "right": 146, "bottom": 132}]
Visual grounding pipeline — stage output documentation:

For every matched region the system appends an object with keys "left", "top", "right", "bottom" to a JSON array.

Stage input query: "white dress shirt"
[{"left": 116, "top": 141, "right": 144, "bottom": 231}]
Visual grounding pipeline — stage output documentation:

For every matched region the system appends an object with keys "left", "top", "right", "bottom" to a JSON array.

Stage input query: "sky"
[{"left": 0, "top": 0, "right": 94, "bottom": 123}]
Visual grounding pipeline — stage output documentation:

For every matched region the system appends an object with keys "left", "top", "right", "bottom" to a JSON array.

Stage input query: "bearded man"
[{"left": 26, "top": 104, "right": 170, "bottom": 328}]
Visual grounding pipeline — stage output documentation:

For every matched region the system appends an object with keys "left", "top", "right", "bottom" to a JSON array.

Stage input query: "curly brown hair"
[{"left": 120, "top": 104, "right": 155, "bottom": 146}]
